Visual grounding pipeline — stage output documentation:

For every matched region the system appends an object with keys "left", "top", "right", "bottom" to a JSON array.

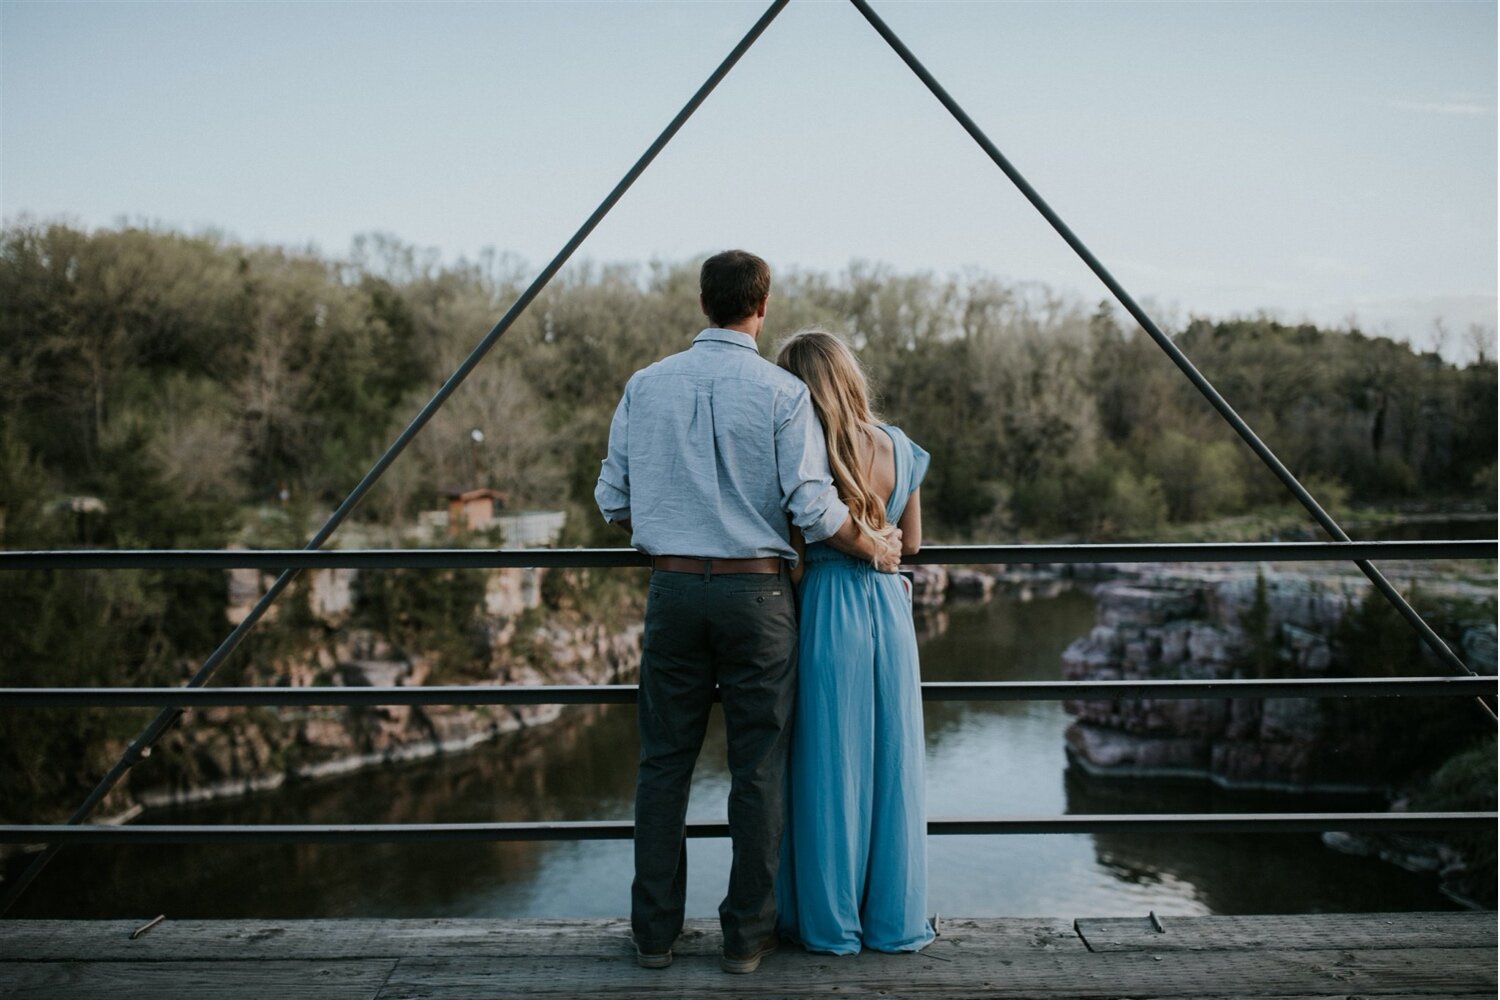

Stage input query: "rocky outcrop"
[
  {"left": 946, "top": 568, "right": 995, "bottom": 600},
  {"left": 1061, "top": 569, "right": 1494, "bottom": 793},
  {"left": 123, "top": 567, "right": 645, "bottom": 811},
  {"left": 1323, "top": 824, "right": 1489, "bottom": 909},
  {"left": 909, "top": 565, "right": 948, "bottom": 607}
]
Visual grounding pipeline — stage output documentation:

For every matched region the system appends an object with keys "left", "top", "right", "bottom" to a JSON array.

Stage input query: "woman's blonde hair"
[{"left": 775, "top": 329, "right": 897, "bottom": 547}]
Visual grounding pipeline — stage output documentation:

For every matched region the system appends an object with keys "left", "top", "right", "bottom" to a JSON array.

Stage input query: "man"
[{"left": 594, "top": 250, "right": 902, "bottom": 974}]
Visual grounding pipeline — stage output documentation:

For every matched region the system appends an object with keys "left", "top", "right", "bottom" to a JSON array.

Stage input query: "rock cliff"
[
  {"left": 116, "top": 566, "right": 644, "bottom": 812},
  {"left": 1061, "top": 568, "right": 1495, "bottom": 794}
]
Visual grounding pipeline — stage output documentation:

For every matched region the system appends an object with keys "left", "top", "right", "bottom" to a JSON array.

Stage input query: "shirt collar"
[{"left": 692, "top": 328, "right": 760, "bottom": 353}]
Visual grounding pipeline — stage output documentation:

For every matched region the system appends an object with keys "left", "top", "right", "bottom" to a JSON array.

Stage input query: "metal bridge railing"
[
  {"left": 6, "top": 676, "right": 1496, "bottom": 709},
  {"left": 0, "top": 539, "right": 1492, "bottom": 570},
  {"left": 6, "top": 813, "right": 1495, "bottom": 847},
  {"left": 3, "top": 539, "right": 1496, "bottom": 857}
]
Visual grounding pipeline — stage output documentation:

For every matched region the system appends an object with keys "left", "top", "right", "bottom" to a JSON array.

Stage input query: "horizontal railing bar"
[
  {"left": 0, "top": 540, "right": 1493, "bottom": 571},
  {"left": 923, "top": 677, "right": 1499, "bottom": 701},
  {"left": 3, "top": 677, "right": 1495, "bottom": 708},
  {"left": 1, "top": 813, "right": 1491, "bottom": 844}
]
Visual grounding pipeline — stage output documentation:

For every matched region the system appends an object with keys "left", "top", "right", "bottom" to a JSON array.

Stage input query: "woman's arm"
[{"left": 897, "top": 488, "right": 922, "bottom": 556}]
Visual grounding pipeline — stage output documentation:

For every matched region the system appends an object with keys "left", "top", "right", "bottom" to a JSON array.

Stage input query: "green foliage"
[
  {"left": 4, "top": 222, "right": 1493, "bottom": 543},
  {"left": 351, "top": 568, "right": 488, "bottom": 681},
  {"left": 1412, "top": 734, "right": 1498, "bottom": 813},
  {"left": 1137, "top": 429, "right": 1246, "bottom": 523},
  {"left": 1105, "top": 468, "right": 1169, "bottom": 537},
  {"left": 538, "top": 563, "right": 649, "bottom": 632},
  {"left": 1236, "top": 569, "right": 1281, "bottom": 679},
  {"left": 0, "top": 415, "right": 233, "bottom": 821},
  {"left": 1332, "top": 582, "right": 1427, "bottom": 680},
  {"left": 1330, "top": 585, "right": 1494, "bottom": 781},
  {"left": 1410, "top": 734, "right": 1497, "bottom": 907},
  {"left": 1473, "top": 462, "right": 1498, "bottom": 496}
]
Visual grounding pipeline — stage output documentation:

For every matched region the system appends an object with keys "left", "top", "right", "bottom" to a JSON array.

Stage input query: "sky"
[{"left": 3, "top": 0, "right": 1496, "bottom": 360}]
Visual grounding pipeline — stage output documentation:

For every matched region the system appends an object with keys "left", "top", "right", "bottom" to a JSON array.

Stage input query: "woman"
[{"left": 773, "top": 328, "right": 936, "bottom": 956}]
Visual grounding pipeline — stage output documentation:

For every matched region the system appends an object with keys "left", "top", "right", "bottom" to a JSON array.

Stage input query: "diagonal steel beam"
[
  {"left": 848, "top": 0, "right": 1494, "bottom": 725},
  {"left": 0, "top": 0, "right": 792, "bottom": 918}
]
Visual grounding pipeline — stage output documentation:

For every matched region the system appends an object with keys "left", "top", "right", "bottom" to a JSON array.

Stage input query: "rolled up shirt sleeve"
[
  {"left": 594, "top": 379, "right": 633, "bottom": 524},
  {"left": 775, "top": 383, "right": 849, "bottom": 544}
]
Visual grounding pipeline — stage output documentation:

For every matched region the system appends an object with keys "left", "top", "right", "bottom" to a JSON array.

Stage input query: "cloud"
[{"left": 1390, "top": 99, "right": 1491, "bottom": 116}]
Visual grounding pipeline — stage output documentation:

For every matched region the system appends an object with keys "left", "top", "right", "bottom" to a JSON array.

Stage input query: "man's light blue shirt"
[{"left": 594, "top": 328, "right": 849, "bottom": 565}]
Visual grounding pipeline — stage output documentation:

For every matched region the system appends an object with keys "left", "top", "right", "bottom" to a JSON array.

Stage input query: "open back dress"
[{"left": 775, "top": 422, "right": 936, "bottom": 955}]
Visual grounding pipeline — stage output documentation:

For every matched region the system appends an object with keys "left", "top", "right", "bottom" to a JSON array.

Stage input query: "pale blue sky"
[{"left": 3, "top": 0, "right": 1495, "bottom": 358}]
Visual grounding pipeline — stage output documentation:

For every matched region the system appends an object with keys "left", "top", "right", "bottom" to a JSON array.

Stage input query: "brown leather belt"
[{"left": 652, "top": 555, "right": 783, "bottom": 576}]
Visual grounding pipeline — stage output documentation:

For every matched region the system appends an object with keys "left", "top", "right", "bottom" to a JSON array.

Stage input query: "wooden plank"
[
  {"left": 374, "top": 946, "right": 1497, "bottom": 998},
  {"left": 0, "top": 959, "right": 396, "bottom": 1000},
  {"left": 924, "top": 918, "right": 1086, "bottom": 955},
  {"left": 0, "top": 917, "right": 1084, "bottom": 961},
  {"left": 0, "top": 919, "right": 380, "bottom": 962},
  {"left": 1075, "top": 912, "right": 1497, "bottom": 953},
  {"left": 0, "top": 924, "right": 61, "bottom": 962}
]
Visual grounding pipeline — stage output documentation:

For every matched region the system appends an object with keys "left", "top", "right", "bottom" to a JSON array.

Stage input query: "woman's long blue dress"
[{"left": 775, "top": 423, "right": 936, "bottom": 955}]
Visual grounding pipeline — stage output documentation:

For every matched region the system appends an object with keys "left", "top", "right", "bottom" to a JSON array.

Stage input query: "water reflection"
[
  {"left": 1063, "top": 770, "right": 1447, "bottom": 915},
  {"left": 4, "top": 588, "right": 1465, "bottom": 919}
]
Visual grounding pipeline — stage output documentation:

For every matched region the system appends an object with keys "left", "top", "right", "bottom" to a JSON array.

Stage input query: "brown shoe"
[{"left": 721, "top": 937, "right": 778, "bottom": 974}]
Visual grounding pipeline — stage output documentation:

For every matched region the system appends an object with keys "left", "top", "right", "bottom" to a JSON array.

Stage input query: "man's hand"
[
  {"left": 825, "top": 514, "right": 904, "bottom": 572},
  {"left": 872, "top": 528, "right": 902, "bottom": 573}
]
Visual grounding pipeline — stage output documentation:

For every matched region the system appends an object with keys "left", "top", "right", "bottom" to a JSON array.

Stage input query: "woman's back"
[{"left": 804, "top": 424, "right": 914, "bottom": 566}]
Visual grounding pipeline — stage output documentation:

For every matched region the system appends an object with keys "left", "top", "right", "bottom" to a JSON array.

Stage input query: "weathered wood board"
[
  {"left": 0, "top": 958, "right": 396, "bottom": 1000},
  {"left": 370, "top": 947, "right": 1498, "bottom": 998},
  {"left": 0, "top": 913, "right": 1493, "bottom": 999},
  {"left": 0, "top": 916, "right": 1083, "bottom": 961},
  {"left": 1074, "top": 911, "right": 1498, "bottom": 952}
]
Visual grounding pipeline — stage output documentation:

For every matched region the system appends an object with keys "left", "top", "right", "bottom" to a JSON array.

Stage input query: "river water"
[{"left": 6, "top": 587, "right": 1458, "bottom": 919}]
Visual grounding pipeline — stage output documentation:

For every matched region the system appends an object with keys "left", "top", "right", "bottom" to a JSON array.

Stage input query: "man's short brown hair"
[{"left": 700, "top": 250, "right": 770, "bottom": 327}]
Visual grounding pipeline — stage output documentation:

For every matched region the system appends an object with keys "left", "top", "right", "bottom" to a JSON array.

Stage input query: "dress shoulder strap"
[{"left": 881, "top": 423, "right": 910, "bottom": 523}]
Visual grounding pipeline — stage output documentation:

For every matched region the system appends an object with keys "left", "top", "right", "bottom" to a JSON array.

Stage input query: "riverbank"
[{"left": 144, "top": 615, "right": 645, "bottom": 809}]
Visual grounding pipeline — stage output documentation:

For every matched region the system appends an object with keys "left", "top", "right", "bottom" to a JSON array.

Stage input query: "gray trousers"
[{"left": 631, "top": 567, "right": 798, "bottom": 956}]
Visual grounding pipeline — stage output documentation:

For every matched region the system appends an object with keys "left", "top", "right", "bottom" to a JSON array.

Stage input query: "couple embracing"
[{"left": 593, "top": 250, "right": 936, "bottom": 974}]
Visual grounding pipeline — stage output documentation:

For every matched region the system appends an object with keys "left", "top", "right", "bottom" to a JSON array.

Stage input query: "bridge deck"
[{"left": 1, "top": 912, "right": 1494, "bottom": 998}]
